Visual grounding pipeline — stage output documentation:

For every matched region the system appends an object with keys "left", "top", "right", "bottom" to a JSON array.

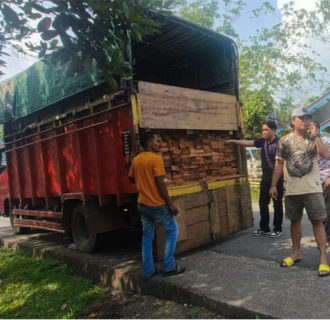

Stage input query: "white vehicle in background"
[{"left": 246, "top": 147, "right": 262, "bottom": 179}]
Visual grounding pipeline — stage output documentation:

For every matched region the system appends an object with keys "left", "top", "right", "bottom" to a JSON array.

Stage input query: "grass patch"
[
  {"left": 250, "top": 186, "right": 260, "bottom": 203},
  {"left": 0, "top": 248, "right": 105, "bottom": 319}
]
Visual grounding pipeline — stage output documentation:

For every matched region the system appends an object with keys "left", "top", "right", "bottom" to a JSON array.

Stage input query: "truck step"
[
  {"left": 13, "top": 219, "right": 65, "bottom": 233},
  {"left": 12, "top": 209, "right": 62, "bottom": 219},
  {"left": 12, "top": 209, "right": 65, "bottom": 233}
]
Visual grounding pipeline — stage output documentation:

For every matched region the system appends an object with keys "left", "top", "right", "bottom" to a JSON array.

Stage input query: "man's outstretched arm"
[{"left": 225, "top": 139, "right": 254, "bottom": 147}]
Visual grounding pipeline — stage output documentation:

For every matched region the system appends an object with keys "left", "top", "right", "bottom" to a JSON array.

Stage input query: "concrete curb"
[{"left": 0, "top": 234, "right": 271, "bottom": 319}]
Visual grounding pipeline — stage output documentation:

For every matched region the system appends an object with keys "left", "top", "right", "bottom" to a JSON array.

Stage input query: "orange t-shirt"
[{"left": 128, "top": 152, "right": 166, "bottom": 207}]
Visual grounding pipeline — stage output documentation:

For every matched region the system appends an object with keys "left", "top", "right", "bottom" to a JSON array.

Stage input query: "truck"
[{"left": 0, "top": 12, "right": 253, "bottom": 255}]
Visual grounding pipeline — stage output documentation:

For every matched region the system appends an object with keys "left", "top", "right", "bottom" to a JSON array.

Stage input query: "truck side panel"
[
  {"left": 6, "top": 103, "right": 136, "bottom": 209},
  {"left": 31, "top": 138, "right": 48, "bottom": 199}
]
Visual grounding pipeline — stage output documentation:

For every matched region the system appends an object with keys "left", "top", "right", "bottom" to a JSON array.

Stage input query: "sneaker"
[
  {"left": 269, "top": 230, "right": 283, "bottom": 238},
  {"left": 252, "top": 229, "right": 271, "bottom": 236}
]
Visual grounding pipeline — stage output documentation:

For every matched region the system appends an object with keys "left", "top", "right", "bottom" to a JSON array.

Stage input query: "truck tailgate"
[{"left": 136, "top": 81, "right": 239, "bottom": 131}]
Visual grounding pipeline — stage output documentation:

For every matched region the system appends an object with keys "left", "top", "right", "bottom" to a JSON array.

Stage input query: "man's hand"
[
  {"left": 309, "top": 124, "right": 318, "bottom": 136},
  {"left": 325, "top": 177, "right": 330, "bottom": 188},
  {"left": 224, "top": 139, "right": 254, "bottom": 147},
  {"left": 168, "top": 203, "right": 179, "bottom": 216},
  {"left": 269, "top": 186, "right": 278, "bottom": 199},
  {"left": 225, "top": 140, "right": 235, "bottom": 145},
  {"left": 155, "top": 176, "right": 178, "bottom": 215}
]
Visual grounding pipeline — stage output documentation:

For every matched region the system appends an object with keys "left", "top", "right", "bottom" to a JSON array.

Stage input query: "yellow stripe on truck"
[{"left": 168, "top": 176, "right": 248, "bottom": 197}]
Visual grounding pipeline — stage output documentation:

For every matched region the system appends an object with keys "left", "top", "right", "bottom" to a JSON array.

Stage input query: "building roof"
[{"left": 277, "top": 91, "right": 330, "bottom": 134}]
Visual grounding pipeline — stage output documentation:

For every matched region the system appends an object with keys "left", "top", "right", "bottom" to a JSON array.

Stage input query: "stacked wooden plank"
[{"left": 157, "top": 130, "right": 239, "bottom": 186}]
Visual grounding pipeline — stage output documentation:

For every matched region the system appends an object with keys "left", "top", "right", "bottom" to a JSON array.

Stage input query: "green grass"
[
  {"left": 0, "top": 248, "right": 105, "bottom": 319},
  {"left": 250, "top": 186, "right": 260, "bottom": 203}
]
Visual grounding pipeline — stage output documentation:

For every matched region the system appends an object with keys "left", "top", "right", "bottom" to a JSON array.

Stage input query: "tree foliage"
[
  {"left": 174, "top": 0, "right": 245, "bottom": 38},
  {"left": 240, "top": 86, "right": 274, "bottom": 139},
  {"left": 1, "top": 0, "right": 329, "bottom": 135},
  {"left": 0, "top": 0, "right": 177, "bottom": 88},
  {"left": 172, "top": 0, "right": 329, "bottom": 136}
]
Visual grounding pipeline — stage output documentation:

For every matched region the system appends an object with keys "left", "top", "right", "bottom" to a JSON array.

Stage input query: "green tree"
[
  {"left": 177, "top": 0, "right": 220, "bottom": 29},
  {"left": 0, "top": 0, "right": 177, "bottom": 88},
  {"left": 1, "top": 0, "right": 329, "bottom": 134},
  {"left": 174, "top": 0, "right": 246, "bottom": 37},
  {"left": 240, "top": 86, "right": 274, "bottom": 139},
  {"left": 173, "top": 0, "right": 329, "bottom": 135},
  {"left": 240, "top": 1, "right": 328, "bottom": 103}
]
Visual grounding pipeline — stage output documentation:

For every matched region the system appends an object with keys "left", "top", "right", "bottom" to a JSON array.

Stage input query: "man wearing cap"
[
  {"left": 309, "top": 120, "right": 330, "bottom": 247},
  {"left": 269, "top": 107, "right": 330, "bottom": 277},
  {"left": 226, "top": 121, "right": 284, "bottom": 237}
]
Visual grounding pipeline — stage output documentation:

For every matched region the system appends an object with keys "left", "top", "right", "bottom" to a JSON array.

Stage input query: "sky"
[
  {"left": 233, "top": 0, "right": 281, "bottom": 41},
  {"left": 276, "top": 0, "right": 329, "bottom": 103},
  {"left": 1, "top": 0, "right": 329, "bottom": 102}
]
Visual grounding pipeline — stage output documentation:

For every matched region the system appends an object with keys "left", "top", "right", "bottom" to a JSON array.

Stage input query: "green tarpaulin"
[{"left": 0, "top": 57, "right": 105, "bottom": 123}]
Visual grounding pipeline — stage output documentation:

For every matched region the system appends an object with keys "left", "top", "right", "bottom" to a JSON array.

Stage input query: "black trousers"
[{"left": 259, "top": 177, "right": 284, "bottom": 232}]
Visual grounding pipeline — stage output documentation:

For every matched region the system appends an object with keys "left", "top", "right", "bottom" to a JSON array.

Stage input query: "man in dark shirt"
[{"left": 226, "top": 121, "right": 283, "bottom": 237}]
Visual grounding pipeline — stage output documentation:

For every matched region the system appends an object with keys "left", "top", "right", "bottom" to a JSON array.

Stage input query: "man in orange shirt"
[{"left": 129, "top": 130, "right": 185, "bottom": 280}]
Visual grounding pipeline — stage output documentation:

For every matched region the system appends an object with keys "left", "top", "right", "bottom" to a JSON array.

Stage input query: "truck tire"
[
  {"left": 4, "top": 199, "right": 10, "bottom": 217},
  {"left": 71, "top": 204, "right": 97, "bottom": 253},
  {"left": 9, "top": 211, "right": 30, "bottom": 235}
]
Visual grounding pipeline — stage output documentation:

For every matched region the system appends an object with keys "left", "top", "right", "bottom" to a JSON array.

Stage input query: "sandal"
[
  {"left": 318, "top": 264, "right": 330, "bottom": 277},
  {"left": 280, "top": 256, "right": 301, "bottom": 268},
  {"left": 162, "top": 265, "right": 186, "bottom": 277}
]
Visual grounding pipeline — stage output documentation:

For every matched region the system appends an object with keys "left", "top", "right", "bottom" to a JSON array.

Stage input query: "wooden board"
[
  {"left": 226, "top": 185, "right": 240, "bottom": 234},
  {"left": 155, "top": 220, "right": 212, "bottom": 260},
  {"left": 173, "top": 198, "right": 187, "bottom": 242},
  {"left": 154, "top": 183, "right": 253, "bottom": 261},
  {"left": 239, "top": 183, "right": 254, "bottom": 229},
  {"left": 183, "top": 205, "right": 209, "bottom": 226},
  {"left": 138, "top": 81, "right": 238, "bottom": 130},
  {"left": 212, "top": 188, "right": 228, "bottom": 237},
  {"left": 175, "top": 221, "right": 211, "bottom": 255},
  {"left": 175, "top": 192, "right": 209, "bottom": 210}
]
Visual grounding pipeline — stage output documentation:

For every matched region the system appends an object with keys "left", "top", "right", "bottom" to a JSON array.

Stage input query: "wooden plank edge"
[{"left": 168, "top": 176, "right": 248, "bottom": 197}]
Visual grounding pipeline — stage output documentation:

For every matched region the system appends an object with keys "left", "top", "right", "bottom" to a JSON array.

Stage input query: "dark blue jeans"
[
  {"left": 138, "top": 204, "right": 178, "bottom": 277},
  {"left": 259, "top": 177, "right": 284, "bottom": 232}
]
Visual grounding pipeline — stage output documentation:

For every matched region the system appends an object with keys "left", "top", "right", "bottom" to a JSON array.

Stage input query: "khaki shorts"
[{"left": 285, "top": 193, "right": 326, "bottom": 221}]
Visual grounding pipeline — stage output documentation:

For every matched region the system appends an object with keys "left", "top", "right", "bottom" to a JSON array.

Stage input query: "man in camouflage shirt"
[
  {"left": 269, "top": 107, "right": 330, "bottom": 277},
  {"left": 309, "top": 120, "right": 330, "bottom": 246}
]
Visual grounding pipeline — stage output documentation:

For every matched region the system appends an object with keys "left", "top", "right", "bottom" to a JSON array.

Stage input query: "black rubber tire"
[
  {"left": 3, "top": 199, "right": 10, "bottom": 217},
  {"left": 9, "top": 211, "right": 30, "bottom": 235},
  {"left": 71, "top": 204, "right": 97, "bottom": 253}
]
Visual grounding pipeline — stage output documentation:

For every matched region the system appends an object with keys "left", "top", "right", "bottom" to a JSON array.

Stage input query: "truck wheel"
[
  {"left": 9, "top": 211, "right": 30, "bottom": 235},
  {"left": 71, "top": 204, "right": 97, "bottom": 253},
  {"left": 4, "top": 199, "right": 10, "bottom": 217}
]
